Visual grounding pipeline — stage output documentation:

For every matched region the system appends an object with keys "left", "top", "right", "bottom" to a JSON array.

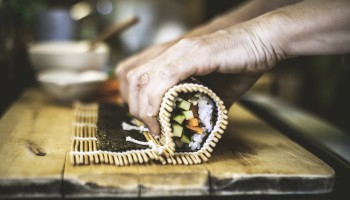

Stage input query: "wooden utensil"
[{"left": 89, "top": 15, "right": 139, "bottom": 50}]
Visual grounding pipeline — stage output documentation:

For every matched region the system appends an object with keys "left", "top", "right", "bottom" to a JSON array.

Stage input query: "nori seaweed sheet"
[
  {"left": 174, "top": 92, "right": 218, "bottom": 152},
  {"left": 96, "top": 77, "right": 219, "bottom": 153},
  {"left": 96, "top": 103, "right": 149, "bottom": 152}
]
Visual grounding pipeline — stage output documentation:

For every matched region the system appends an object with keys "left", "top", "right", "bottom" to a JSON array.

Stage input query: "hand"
[
  {"left": 116, "top": 41, "right": 174, "bottom": 102},
  {"left": 118, "top": 0, "right": 350, "bottom": 136},
  {"left": 125, "top": 21, "right": 282, "bottom": 135}
]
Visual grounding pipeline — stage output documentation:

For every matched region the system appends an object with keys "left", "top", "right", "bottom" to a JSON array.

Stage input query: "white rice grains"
[
  {"left": 189, "top": 94, "right": 214, "bottom": 151},
  {"left": 197, "top": 94, "right": 214, "bottom": 132}
]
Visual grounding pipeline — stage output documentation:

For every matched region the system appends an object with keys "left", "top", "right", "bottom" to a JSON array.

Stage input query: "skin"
[{"left": 116, "top": 0, "right": 350, "bottom": 135}]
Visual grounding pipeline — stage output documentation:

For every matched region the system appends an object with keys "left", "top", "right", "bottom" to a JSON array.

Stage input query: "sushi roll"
[
  {"left": 70, "top": 78, "right": 228, "bottom": 166},
  {"left": 158, "top": 78, "right": 228, "bottom": 163}
]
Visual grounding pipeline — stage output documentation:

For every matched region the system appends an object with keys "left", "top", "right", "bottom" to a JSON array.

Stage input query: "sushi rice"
[{"left": 186, "top": 94, "right": 215, "bottom": 151}]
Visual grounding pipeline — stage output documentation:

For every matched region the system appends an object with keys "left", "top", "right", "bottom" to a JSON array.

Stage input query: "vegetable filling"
[{"left": 171, "top": 93, "right": 217, "bottom": 152}]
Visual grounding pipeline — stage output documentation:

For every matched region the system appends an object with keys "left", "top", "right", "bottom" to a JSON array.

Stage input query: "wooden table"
[{"left": 0, "top": 87, "right": 334, "bottom": 198}]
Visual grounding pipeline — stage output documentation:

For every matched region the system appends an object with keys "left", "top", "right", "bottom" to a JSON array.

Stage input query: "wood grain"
[
  {"left": 0, "top": 88, "right": 72, "bottom": 198},
  {"left": 206, "top": 105, "right": 334, "bottom": 195},
  {"left": 138, "top": 164, "right": 209, "bottom": 197},
  {"left": 63, "top": 159, "right": 140, "bottom": 198},
  {"left": 0, "top": 87, "right": 334, "bottom": 198}
]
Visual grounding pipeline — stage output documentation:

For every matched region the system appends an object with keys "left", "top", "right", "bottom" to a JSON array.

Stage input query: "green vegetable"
[
  {"left": 172, "top": 123, "right": 183, "bottom": 137},
  {"left": 180, "top": 133, "right": 191, "bottom": 143},
  {"left": 173, "top": 114, "right": 186, "bottom": 124},
  {"left": 182, "top": 110, "right": 194, "bottom": 120},
  {"left": 177, "top": 100, "right": 191, "bottom": 111}
]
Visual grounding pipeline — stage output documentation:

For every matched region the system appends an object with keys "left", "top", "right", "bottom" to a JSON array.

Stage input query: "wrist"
[
  {"left": 203, "top": 16, "right": 287, "bottom": 74},
  {"left": 246, "top": 12, "right": 289, "bottom": 66}
]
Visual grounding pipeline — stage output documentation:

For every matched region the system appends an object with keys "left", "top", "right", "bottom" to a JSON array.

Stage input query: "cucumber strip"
[
  {"left": 177, "top": 100, "right": 191, "bottom": 111},
  {"left": 180, "top": 133, "right": 191, "bottom": 143},
  {"left": 173, "top": 114, "right": 185, "bottom": 124},
  {"left": 172, "top": 123, "right": 183, "bottom": 137},
  {"left": 182, "top": 110, "right": 194, "bottom": 120}
]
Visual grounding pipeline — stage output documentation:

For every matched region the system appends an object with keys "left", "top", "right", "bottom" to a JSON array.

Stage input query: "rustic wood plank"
[
  {"left": 138, "top": 163, "right": 209, "bottom": 197},
  {"left": 206, "top": 104, "right": 334, "bottom": 195},
  {"left": 0, "top": 88, "right": 72, "bottom": 198},
  {"left": 63, "top": 160, "right": 209, "bottom": 198},
  {"left": 1, "top": 87, "right": 334, "bottom": 198},
  {"left": 63, "top": 158, "right": 140, "bottom": 198}
]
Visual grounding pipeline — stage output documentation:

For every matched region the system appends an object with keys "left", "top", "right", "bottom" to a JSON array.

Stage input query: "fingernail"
[
  {"left": 152, "top": 133, "right": 160, "bottom": 139},
  {"left": 146, "top": 106, "right": 154, "bottom": 117}
]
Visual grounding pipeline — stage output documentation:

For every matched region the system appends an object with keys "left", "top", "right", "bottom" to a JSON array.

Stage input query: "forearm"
[
  {"left": 181, "top": 0, "right": 301, "bottom": 39},
  {"left": 254, "top": 0, "right": 350, "bottom": 59}
]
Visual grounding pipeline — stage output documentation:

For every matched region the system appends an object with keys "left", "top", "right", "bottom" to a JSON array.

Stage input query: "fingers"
[
  {"left": 115, "top": 56, "right": 142, "bottom": 102},
  {"left": 138, "top": 89, "right": 160, "bottom": 135},
  {"left": 126, "top": 72, "right": 140, "bottom": 117},
  {"left": 127, "top": 39, "right": 211, "bottom": 134},
  {"left": 128, "top": 62, "right": 195, "bottom": 135},
  {"left": 145, "top": 65, "right": 193, "bottom": 113},
  {"left": 115, "top": 43, "right": 171, "bottom": 102},
  {"left": 125, "top": 61, "right": 163, "bottom": 135},
  {"left": 126, "top": 65, "right": 151, "bottom": 117}
]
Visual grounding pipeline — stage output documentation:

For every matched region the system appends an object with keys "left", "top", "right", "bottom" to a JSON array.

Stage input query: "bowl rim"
[
  {"left": 37, "top": 70, "right": 108, "bottom": 86},
  {"left": 28, "top": 40, "right": 110, "bottom": 55}
]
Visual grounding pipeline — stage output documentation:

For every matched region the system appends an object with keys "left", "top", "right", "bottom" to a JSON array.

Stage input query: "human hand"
[
  {"left": 119, "top": 0, "right": 350, "bottom": 136},
  {"left": 116, "top": 41, "right": 174, "bottom": 102},
  {"left": 125, "top": 21, "right": 283, "bottom": 135}
]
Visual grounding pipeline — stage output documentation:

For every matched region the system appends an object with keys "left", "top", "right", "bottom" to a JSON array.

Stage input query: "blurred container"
[
  {"left": 37, "top": 70, "right": 108, "bottom": 102},
  {"left": 28, "top": 41, "right": 110, "bottom": 72},
  {"left": 32, "top": 8, "right": 76, "bottom": 41}
]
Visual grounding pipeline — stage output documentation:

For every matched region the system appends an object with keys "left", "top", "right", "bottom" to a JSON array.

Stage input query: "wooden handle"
[{"left": 90, "top": 15, "right": 139, "bottom": 50}]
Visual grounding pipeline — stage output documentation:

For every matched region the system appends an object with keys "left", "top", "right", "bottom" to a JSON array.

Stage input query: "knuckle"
[
  {"left": 178, "top": 38, "right": 206, "bottom": 49},
  {"left": 139, "top": 72, "right": 151, "bottom": 88},
  {"left": 215, "top": 29, "right": 229, "bottom": 35},
  {"left": 177, "top": 38, "right": 192, "bottom": 47},
  {"left": 126, "top": 69, "right": 138, "bottom": 83}
]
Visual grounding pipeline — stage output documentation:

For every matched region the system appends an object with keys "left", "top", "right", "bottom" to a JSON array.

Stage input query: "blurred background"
[{"left": 1, "top": 0, "right": 349, "bottom": 135}]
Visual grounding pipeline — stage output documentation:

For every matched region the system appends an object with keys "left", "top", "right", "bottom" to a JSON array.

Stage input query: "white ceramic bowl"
[
  {"left": 28, "top": 41, "right": 110, "bottom": 71},
  {"left": 37, "top": 70, "right": 108, "bottom": 102}
]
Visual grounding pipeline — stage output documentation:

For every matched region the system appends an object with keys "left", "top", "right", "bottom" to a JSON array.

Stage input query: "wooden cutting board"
[{"left": 0, "top": 87, "right": 334, "bottom": 198}]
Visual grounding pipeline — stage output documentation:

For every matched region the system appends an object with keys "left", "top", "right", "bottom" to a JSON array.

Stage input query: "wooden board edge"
[
  {"left": 211, "top": 173, "right": 334, "bottom": 196},
  {"left": 0, "top": 178, "right": 62, "bottom": 198},
  {"left": 139, "top": 171, "right": 210, "bottom": 197}
]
